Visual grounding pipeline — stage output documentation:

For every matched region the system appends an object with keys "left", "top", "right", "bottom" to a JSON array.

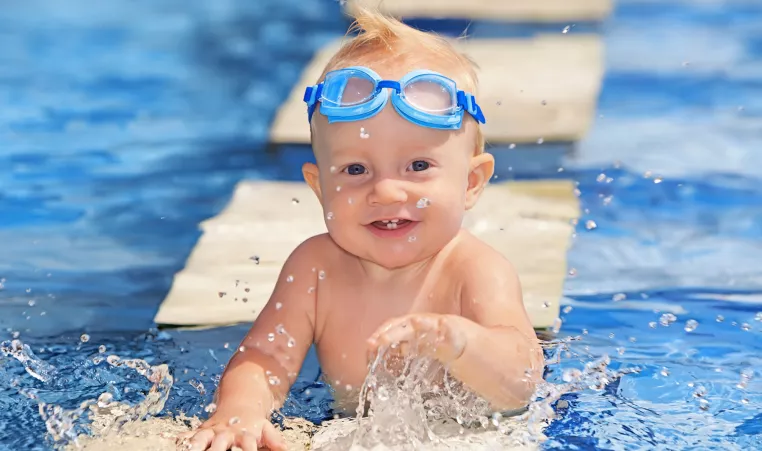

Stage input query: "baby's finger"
[
  {"left": 238, "top": 430, "right": 258, "bottom": 451},
  {"left": 261, "top": 422, "right": 288, "bottom": 451},
  {"left": 208, "top": 429, "right": 235, "bottom": 451},
  {"left": 185, "top": 428, "right": 214, "bottom": 450},
  {"left": 375, "top": 322, "right": 417, "bottom": 349},
  {"left": 368, "top": 316, "right": 409, "bottom": 342}
]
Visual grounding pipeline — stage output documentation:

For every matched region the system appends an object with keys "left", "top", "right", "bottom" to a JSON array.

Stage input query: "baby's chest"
[{"left": 312, "top": 280, "right": 462, "bottom": 389}]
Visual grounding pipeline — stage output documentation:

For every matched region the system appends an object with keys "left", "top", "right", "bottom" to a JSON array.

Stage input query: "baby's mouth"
[{"left": 370, "top": 219, "right": 413, "bottom": 230}]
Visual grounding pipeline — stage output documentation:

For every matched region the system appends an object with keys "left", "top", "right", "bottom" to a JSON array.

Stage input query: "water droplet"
[
  {"left": 377, "top": 386, "right": 390, "bottom": 401},
  {"left": 585, "top": 220, "right": 597, "bottom": 230},
  {"left": 684, "top": 319, "right": 699, "bottom": 332},
  {"left": 659, "top": 313, "right": 677, "bottom": 327},
  {"left": 562, "top": 25, "right": 571, "bottom": 33},
  {"left": 612, "top": 293, "right": 626, "bottom": 302},
  {"left": 345, "top": 384, "right": 353, "bottom": 391},
  {"left": 97, "top": 393, "right": 113, "bottom": 408},
  {"left": 716, "top": 315, "right": 724, "bottom": 322},
  {"left": 509, "top": 143, "right": 516, "bottom": 149},
  {"left": 542, "top": 301, "right": 551, "bottom": 308},
  {"left": 218, "top": 291, "right": 226, "bottom": 298},
  {"left": 204, "top": 403, "right": 217, "bottom": 413},
  {"left": 238, "top": 346, "right": 246, "bottom": 353},
  {"left": 552, "top": 318, "right": 562, "bottom": 333},
  {"left": 80, "top": 334, "right": 90, "bottom": 343},
  {"left": 537, "top": 138, "right": 544, "bottom": 144},
  {"left": 568, "top": 268, "right": 577, "bottom": 277},
  {"left": 228, "top": 417, "right": 241, "bottom": 426},
  {"left": 27, "top": 300, "right": 35, "bottom": 307},
  {"left": 330, "top": 166, "right": 337, "bottom": 173},
  {"left": 291, "top": 198, "right": 300, "bottom": 204},
  {"left": 693, "top": 386, "right": 707, "bottom": 398},
  {"left": 653, "top": 177, "right": 663, "bottom": 184},
  {"left": 308, "top": 286, "right": 315, "bottom": 294},
  {"left": 698, "top": 399, "right": 710, "bottom": 411},
  {"left": 582, "top": 329, "right": 588, "bottom": 335},
  {"left": 275, "top": 302, "right": 283, "bottom": 310},
  {"left": 648, "top": 321, "right": 657, "bottom": 329},
  {"left": 741, "top": 323, "right": 751, "bottom": 331},
  {"left": 562, "top": 368, "right": 582, "bottom": 382},
  {"left": 741, "top": 398, "right": 749, "bottom": 404},
  {"left": 98, "top": 345, "right": 106, "bottom": 353},
  {"left": 660, "top": 367, "right": 670, "bottom": 377},
  {"left": 348, "top": 197, "right": 354, "bottom": 204},
  {"left": 616, "top": 347, "right": 625, "bottom": 356},
  {"left": 318, "top": 270, "right": 326, "bottom": 280},
  {"left": 754, "top": 312, "right": 761, "bottom": 322},
  {"left": 286, "top": 275, "right": 294, "bottom": 283},
  {"left": 287, "top": 338, "right": 296, "bottom": 348},
  {"left": 250, "top": 255, "right": 260, "bottom": 264},
  {"left": 267, "top": 333, "right": 275, "bottom": 342},
  {"left": 275, "top": 324, "right": 286, "bottom": 335},
  {"left": 408, "top": 236, "right": 417, "bottom": 243},
  {"left": 326, "top": 212, "right": 334, "bottom": 220},
  {"left": 360, "top": 127, "right": 370, "bottom": 139},
  {"left": 541, "top": 100, "right": 547, "bottom": 106},
  {"left": 416, "top": 197, "right": 431, "bottom": 209},
  {"left": 562, "top": 305, "right": 572, "bottom": 314}
]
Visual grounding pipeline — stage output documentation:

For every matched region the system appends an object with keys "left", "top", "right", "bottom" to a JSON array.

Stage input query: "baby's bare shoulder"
[
  {"left": 447, "top": 231, "right": 521, "bottom": 297},
  {"left": 288, "top": 233, "right": 342, "bottom": 266},
  {"left": 449, "top": 231, "right": 516, "bottom": 274}
]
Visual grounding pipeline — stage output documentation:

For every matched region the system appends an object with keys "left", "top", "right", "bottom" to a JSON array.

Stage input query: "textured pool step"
[
  {"left": 269, "top": 35, "right": 604, "bottom": 147},
  {"left": 154, "top": 180, "right": 579, "bottom": 330},
  {"left": 346, "top": 0, "right": 612, "bottom": 22}
]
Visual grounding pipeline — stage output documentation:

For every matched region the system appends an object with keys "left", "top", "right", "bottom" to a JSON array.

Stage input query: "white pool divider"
[
  {"left": 345, "top": 0, "right": 613, "bottom": 22},
  {"left": 269, "top": 35, "right": 604, "bottom": 146},
  {"left": 153, "top": 180, "right": 579, "bottom": 330}
]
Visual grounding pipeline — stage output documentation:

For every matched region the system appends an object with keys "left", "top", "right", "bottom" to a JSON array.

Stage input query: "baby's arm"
[
  {"left": 185, "top": 237, "right": 322, "bottom": 450},
  {"left": 447, "top": 247, "right": 544, "bottom": 411}
]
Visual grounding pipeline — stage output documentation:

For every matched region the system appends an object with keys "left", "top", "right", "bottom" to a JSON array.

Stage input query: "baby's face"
[{"left": 308, "top": 76, "right": 483, "bottom": 269}]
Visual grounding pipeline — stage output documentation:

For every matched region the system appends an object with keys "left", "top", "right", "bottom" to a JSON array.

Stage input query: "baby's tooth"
[{"left": 391, "top": 219, "right": 399, "bottom": 223}]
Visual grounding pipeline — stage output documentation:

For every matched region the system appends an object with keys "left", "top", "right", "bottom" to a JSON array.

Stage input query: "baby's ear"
[
  {"left": 465, "top": 153, "right": 494, "bottom": 210},
  {"left": 302, "top": 162, "right": 323, "bottom": 203}
]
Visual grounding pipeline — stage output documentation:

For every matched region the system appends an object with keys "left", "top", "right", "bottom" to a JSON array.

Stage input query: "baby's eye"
[
  {"left": 408, "top": 160, "right": 430, "bottom": 172},
  {"left": 344, "top": 164, "right": 367, "bottom": 176}
]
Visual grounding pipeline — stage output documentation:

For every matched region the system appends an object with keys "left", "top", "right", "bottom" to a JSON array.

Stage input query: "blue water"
[{"left": 1, "top": 0, "right": 761, "bottom": 449}]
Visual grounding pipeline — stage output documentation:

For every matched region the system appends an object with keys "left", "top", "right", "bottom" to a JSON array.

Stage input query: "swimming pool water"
[{"left": 1, "top": 0, "right": 761, "bottom": 449}]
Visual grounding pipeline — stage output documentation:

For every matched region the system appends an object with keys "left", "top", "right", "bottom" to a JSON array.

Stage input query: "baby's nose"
[{"left": 368, "top": 178, "right": 408, "bottom": 206}]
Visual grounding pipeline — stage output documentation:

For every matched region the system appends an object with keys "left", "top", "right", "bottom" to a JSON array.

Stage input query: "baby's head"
[{"left": 302, "top": 7, "right": 494, "bottom": 270}]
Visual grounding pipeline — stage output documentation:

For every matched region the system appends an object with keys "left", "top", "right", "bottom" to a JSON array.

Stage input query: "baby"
[{"left": 182, "top": 8, "right": 543, "bottom": 451}]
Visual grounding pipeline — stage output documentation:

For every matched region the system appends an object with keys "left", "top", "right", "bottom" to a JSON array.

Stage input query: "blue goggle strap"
[
  {"left": 303, "top": 83, "right": 323, "bottom": 123},
  {"left": 457, "top": 91, "right": 486, "bottom": 124}
]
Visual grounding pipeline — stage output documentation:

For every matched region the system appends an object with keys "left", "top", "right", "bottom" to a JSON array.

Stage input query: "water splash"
[
  {"left": 1, "top": 339, "right": 57, "bottom": 382},
  {"left": 2, "top": 339, "right": 174, "bottom": 449},
  {"left": 313, "top": 336, "right": 635, "bottom": 450}
]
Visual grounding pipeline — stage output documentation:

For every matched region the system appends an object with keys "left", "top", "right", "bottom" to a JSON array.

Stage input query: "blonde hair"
[{"left": 315, "top": 6, "right": 485, "bottom": 154}]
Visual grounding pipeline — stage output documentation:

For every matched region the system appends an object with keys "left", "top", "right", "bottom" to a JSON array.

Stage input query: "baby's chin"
[{"left": 331, "top": 233, "right": 436, "bottom": 270}]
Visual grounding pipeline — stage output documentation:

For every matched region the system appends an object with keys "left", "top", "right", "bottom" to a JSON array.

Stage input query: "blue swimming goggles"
[{"left": 303, "top": 66, "right": 486, "bottom": 130}]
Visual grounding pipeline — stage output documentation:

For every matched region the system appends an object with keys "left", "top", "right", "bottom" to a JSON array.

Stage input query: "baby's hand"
[
  {"left": 366, "top": 314, "right": 466, "bottom": 365},
  {"left": 176, "top": 412, "right": 286, "bottom": 451}
]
